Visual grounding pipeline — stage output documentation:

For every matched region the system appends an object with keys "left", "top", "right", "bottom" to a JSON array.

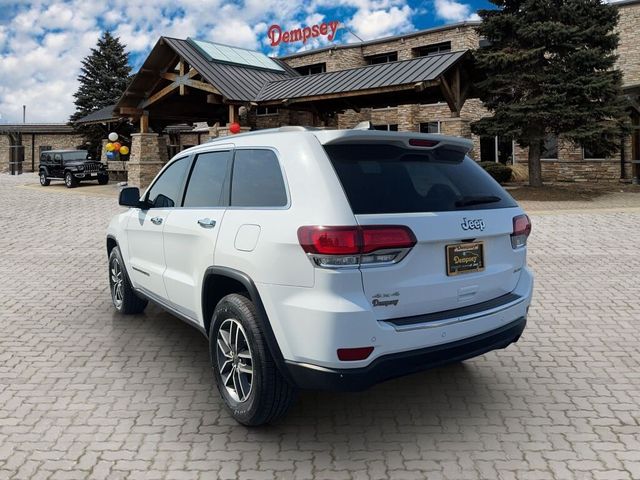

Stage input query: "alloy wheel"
[
  {"left": 110, "top": 258, "right": 124, "bottom": 309},
  {"left": 216, "top": 318, "right": 254, "bottom": 402}
]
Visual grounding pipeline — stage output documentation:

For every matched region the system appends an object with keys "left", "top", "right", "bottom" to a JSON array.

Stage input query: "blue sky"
[{"left": 0, "top": 0, "right": 495, "bottom": 123}]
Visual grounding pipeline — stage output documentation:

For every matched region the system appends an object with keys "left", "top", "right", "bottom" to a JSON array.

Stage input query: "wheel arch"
[
  {"left": 106, "top": 235, "right": 118, "bottom": 258},
  {"left": 202, "top": 266, "right": 292, "bottom": 383}
]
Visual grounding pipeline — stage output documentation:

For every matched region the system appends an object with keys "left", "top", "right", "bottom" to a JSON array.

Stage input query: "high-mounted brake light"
[
  {"left": 297, "top": 225, "right": 416, "bottom": 268},
  {"left": 409, "top": 139, "right": 439, "bottom": 147},
  {"left": 511, "top": 214, "right": 532, "bottom": 249}
]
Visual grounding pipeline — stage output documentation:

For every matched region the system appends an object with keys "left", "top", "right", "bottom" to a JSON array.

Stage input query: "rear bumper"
[{"left": 285, "top": 316, "right": 526, "bottom": 391}]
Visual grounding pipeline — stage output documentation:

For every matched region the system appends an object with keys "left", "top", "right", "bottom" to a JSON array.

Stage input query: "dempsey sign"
[{"left": 267, "top": 21, "right": 340, "bottom": 47}]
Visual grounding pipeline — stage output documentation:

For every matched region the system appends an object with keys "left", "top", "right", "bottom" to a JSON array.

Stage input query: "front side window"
[
  {"left": 183, "top": 151, "right": 232, "bottom": 208},
  {"left": 146, "top": 157, "right": 190, "bottom": 208},
  {"left": 231, "top": 149, "right": 287, "bottom": 207},
  {"left": 324, "top": 143, "right": 517, "bottom": 214}
]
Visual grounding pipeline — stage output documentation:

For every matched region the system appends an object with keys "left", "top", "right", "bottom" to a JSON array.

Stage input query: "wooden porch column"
[{"left": 228, "top": 104, "right": 240, "bottom": 124}]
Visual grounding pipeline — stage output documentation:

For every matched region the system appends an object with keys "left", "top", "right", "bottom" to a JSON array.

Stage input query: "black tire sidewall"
[
  {"left": 210, "top": 296, "right": 266, "bottom": 424},
  {"left": 108, "top": 248, "right": 126, "bottom": 313},
  {"left": 39, "top": 172, "right": 49, "bottom": 186}
]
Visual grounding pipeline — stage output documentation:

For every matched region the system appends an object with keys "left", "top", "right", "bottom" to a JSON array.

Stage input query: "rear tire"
[
  {"left": 108, "top": 246, "right": 148, "bottom": 314},
  {"left": 64, "top": 171, "right": 77, "bottom": 188},
  {"left": 210, "top": 293, "right": 297, "bottom": 426},
  {"left": 39, "top": 171, "right": 50, "bottom": 186}
]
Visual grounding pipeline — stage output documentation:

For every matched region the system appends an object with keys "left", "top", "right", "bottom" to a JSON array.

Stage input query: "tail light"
[
  {"left": 511, "top": 214, "right": 531, "bottom": 249},
  {"left": 297, "top": 225, "right": 416, "bottom": 268}
]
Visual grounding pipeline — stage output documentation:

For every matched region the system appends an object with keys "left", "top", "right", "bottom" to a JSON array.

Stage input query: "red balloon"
[{"left": 229, "top": 123, "right": 241, "bottom": 134}]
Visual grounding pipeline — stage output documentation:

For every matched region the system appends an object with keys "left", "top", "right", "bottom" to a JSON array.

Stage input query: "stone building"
[
  {"left": 26, "top": 0, "right": 639, "bottom": 186},
  {"left": 0, "top": 124, "right": 84, "bottom": 174}
]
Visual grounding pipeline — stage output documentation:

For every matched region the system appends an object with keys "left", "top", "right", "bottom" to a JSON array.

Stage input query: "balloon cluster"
[{"left": 105, "top": 132, "right": 129, "bottom": 160}]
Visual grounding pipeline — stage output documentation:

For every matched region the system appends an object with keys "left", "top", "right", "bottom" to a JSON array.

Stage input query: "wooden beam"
[
  {"left": 178, "top": 60, "right": 186, "bottom": 95},
  {"left": 228, "top": 104, "right": 239, "bottom": 124},
  {"left": 207, "top": 94, "right": 222, "bottom": 104},
  {"left": 439, "top": 76, "right": 459, "bottom": 117},
  {"left": 140, "top": 111, "right": 149, "bottom": 133},
  {"left": 183, "top": 79, "right": 221, "bottom": 95},
  {"left": 119, "top": 107, "right": 143, "bottom": 116},
  {"left": 140, "top": 82, "right": 179, "bottom": 109}
]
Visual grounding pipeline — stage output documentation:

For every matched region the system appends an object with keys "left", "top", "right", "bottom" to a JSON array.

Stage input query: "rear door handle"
[
  {"left": 198, "top": 218, "right": 216, "bottom": 228},
  {"left": 150, "top": 217, "right": 163, "bottom": 225}
]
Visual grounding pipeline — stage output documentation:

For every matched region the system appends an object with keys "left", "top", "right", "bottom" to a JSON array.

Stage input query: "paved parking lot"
[{"left": 1, "top": 173, "right": 639, "bottom": 480}]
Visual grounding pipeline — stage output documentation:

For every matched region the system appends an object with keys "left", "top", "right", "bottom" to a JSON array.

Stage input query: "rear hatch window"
[{"left": 324, "top": 143, "right": 517, "bottom": 214}]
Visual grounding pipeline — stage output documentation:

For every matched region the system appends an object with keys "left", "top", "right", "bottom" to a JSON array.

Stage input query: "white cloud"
[
  {"left": 0, "top": 0, "right": 419, "bottom": 123},
  {"left": 349, "top": 5, "right": 413, "bottom": 40},
  {"left": 433, "top": 0, "right": 478, "bottom": 22}
]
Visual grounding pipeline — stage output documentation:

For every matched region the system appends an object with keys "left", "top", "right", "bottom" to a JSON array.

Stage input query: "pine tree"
[
  {"left": 71, "top": 32, "right": 131, "bottom": 157},
  {"left": 471, "top": 0, "right": 629, "bottom": 187}
]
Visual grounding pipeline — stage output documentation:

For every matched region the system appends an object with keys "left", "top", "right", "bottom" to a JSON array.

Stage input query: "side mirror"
[{"left": 119, "top": 187, "right": 144, "bottom": 208}]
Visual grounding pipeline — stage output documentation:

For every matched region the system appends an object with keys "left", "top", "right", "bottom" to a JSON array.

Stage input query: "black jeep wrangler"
[{"left": 39, "top": 150, "right": 109, "bottom": 188}]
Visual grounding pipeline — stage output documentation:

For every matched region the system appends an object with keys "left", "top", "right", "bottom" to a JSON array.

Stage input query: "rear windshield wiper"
[{"left": 455, "top": 195, "right": 502, "bottom": 207}]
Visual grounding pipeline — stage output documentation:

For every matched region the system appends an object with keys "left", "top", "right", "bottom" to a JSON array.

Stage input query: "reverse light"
[
  {"left": 337, "top": 346, "right": 374, "bottom": 361},
  {"left": 298, "top": 225, "right": 416, "bottom": 268},
  {"left": 511, "top": 214, "right": 532, "bottom": 249}
]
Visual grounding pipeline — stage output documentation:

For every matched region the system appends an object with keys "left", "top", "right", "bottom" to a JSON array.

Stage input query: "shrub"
[{"left": 479, "top": 161, "right": 513, "bottom": 184}]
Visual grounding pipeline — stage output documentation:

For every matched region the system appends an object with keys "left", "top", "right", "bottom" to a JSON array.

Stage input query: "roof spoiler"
[{"left": 315, "top": 129, "right": 473, "bottom": 154}]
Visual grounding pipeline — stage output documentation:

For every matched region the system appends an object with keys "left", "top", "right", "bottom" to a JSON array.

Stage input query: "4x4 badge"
[{"left": 461, "top": 217, "right": 485, "bottom": 231}]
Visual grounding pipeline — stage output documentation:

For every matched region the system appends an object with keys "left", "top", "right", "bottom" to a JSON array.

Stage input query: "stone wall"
[
  {"left": 283, "top": 23, "right": 480, "bottom": 72},
  {"left": 0, "top": 135, "right": 10, "bottom": 174},
  {"left": 127, "top": 133, "right": 168, "bottom": 189},
  {"left": 617, "top": 2, "right": 640, "bottom": 87},
  {"left": 0, "top": 132, "right": 85, "bottom": 174}
]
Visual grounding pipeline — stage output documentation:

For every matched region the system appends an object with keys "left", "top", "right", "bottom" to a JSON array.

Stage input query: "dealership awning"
[{"left": 110, "top": 35, "right": 473, "bottom": 131}]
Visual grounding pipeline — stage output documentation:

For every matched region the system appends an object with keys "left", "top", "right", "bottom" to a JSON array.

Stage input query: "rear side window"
[
  {"left": 183, "top": 151, "right": 232, "bottom": 207},
  {"left": 324, "top": 143, "right": 517, "bottom": 214},
  {"left": 231, "top": 149, "right": 287, "bottom": 207}
]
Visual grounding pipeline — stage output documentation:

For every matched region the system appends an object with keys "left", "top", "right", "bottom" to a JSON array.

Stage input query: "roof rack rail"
[{"left": 277, "top": 126, "right": 320, "bottom": 132}]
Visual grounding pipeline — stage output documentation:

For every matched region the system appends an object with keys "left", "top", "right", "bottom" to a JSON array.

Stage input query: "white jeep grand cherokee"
[{"left": 107, "top": 127, "right": 533, "bottom": 425}]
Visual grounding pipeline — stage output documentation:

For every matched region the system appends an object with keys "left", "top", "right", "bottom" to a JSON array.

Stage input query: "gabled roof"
[
  {"left": 162, "top": 37, "right": 295, "bottom": 101},
  {"left": 257, "top": 50, "right": 467, "bottom": 102},
  {"left": 74, "top": 104, "right": 119, "bottom": 125}
]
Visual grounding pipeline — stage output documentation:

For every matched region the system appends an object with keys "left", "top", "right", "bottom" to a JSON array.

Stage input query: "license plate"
[{"left": 446, "top": 242, "right": 484, "bottom": 276}]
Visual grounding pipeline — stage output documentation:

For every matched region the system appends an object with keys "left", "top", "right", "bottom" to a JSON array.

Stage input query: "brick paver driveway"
[{"left": 1, "top": 174, "right": 639, "bottom": 480}]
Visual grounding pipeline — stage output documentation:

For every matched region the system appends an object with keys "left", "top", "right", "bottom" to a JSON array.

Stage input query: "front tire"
[
  {"left": 210, "top": 294, "right": 297, "bottom": 426},
  {"left": 108, "top": 246, "right": 148, "bottom": 314},
  {"left": 39, "top": 171, "right": 50, "bottom": 186},
  {"left": 98, "top": 174, "right": 109, "bottom": 185},
  {"left": 64, "top": 171, "right": 77, "bottom": 188}
]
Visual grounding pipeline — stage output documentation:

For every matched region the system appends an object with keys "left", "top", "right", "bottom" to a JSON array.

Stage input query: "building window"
[
  {"left": 414, "top": 41, "right": 452, "bottom": 57},
  {"left": 541, "top": 134, "right": 558, "bottom": 159},
  {"left": 481, "top": 136, "right": 514, "bottom": 164},
  {"left": 372, "top": 124, "right": 398, "bottom": 131},
  {"left": 256, "top": 106, "right": 279, "bottom": 116},
  {"left": 294, "top": 63, "right": 326, "bottom": 75},
  {"left": 420, "top": 122, "right": 441, "bottom": 134},
  {"left": 366, "top": 52, "right": 398, "bottom": 65},
  {"left": 583, "top": 143, "right": 609, "bottom": 160}
]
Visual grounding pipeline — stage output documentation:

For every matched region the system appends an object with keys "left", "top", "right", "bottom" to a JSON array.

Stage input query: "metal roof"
[
  {"left": 257, "top": 50, "right": 467, "bottom": 102},
  {"left": 74, "top": 104, "right": 119, "bottom": 125},
  {"left": 162, "top": 37, "right": 294, "bottom": 102},
  {"left": 0, "top": 123, "right": 75, "bottom": 134}
]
